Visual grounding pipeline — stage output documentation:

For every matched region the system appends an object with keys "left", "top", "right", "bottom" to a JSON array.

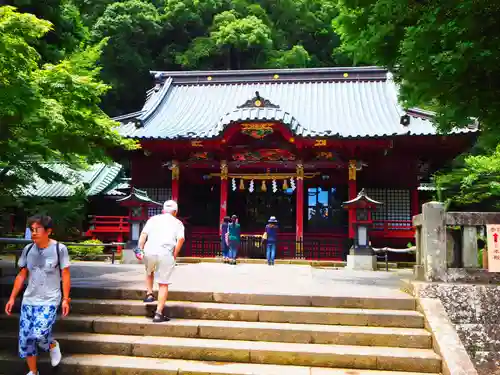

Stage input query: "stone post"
[
  {"left": 462, "top": 226, "right": 479, "bottom": 268},
  {"left": 420, "top": 202, "right": 447, "bottom": 281}
]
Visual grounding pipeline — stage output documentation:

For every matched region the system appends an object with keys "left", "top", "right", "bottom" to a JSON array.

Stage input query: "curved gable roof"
[{"left": 115, "top": 67, "right": 474, "bottom": 140}]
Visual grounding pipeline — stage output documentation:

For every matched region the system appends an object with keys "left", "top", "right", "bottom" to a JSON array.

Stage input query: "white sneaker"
[{"left": 49, "top": 340, "right": 62, "bottom": 367}]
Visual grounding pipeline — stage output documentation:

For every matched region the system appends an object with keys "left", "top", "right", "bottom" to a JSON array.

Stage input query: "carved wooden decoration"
[
  {"left": 191, "top": 140, "right": 203, "bottom": 147},
  {"left": 348, "top": 160, "right": 356, "bottom": 181},
  {"left": 220, "top": 160, "right": 228, "bottom": 180},
  {"left": 296, "top": 163, "right": 305, "bottom": 180},
  {"left": 314, "top": 139, "right": 327, "bottom": 147},
  {"left": 240, "top": 122, "right": 275, "bottom": 139},
  {"left": 189, "top": 152, "right": 211, "bottom": 161},
  {"left": 237, "top": 91, "right": 280, "bottom": 109},
  {"left": 232, "top": 148, "right": 295, "bottom": 162}
]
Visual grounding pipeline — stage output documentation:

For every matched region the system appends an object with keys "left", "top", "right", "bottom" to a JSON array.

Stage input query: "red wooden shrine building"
[{"left": 110, "top": 67, "right": 475, "bottom": 260}]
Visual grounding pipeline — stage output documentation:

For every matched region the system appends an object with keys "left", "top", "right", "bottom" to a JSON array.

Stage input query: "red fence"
[
  {"left": 85, "top": 216, "right": 129, "bottom": 238},
  {"left": 183, "top": 232, "right": 348, "bottom": 260},
  {"left": 372, "top": 220, "right": 414, "bottom": 239}
]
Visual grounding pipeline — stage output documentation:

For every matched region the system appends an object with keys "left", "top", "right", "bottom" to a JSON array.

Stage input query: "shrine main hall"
[{"left": 113, "top": 67, "right": 474, "bottom": 260}]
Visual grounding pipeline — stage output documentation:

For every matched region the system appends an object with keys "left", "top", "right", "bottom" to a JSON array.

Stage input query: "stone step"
[
  {"left": 67, "top": 299, "right": 425, "bottom": 328},
  {"left": 0, "top": 314, "right": 432, "bottom": 348},
  {"left": 0, "top": 352, "right": 441, "bottom": 375},
  {"left": 68, "top": 287, "right": 416, "bottom": 310},
  {"left": 0, "top": 332, "right": 441, "bottom": 373}
]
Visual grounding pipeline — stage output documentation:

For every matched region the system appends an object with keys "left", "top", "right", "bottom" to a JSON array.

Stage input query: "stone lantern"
[
  {"left": 343, "top": 189, "right": 383, "bottom": 271},
  {"left": 117, "top": 188, "right": 162, "bottom": 263}
]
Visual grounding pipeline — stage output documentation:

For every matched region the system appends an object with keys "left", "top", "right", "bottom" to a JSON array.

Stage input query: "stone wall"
[{"left": 412, "top": 281, "right": 500, "bottom": 375}]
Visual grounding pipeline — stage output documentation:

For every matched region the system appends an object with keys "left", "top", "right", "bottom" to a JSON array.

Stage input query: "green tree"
[
  {"left": 178, "top": 10, "right": 273, "bottom": 69},
  {"left": 334, "top": 0, "right": 500, "bottom": 208},
  {"left": 5, "top": 0, "right": 88, "bottom": 62},
  {"left": 258, "top": 0, "right": 349, "bottom": 66},
  {"left": 90, "top": 0, "right": 162, "bottom": 115},
  {"left": 267, "top": 45, "right": 311, "bottom": 68},
  {"left": 21, "top": 189, "right": 89, "bottom": 240},
  {"left": 436, "top": 145, "right": 500, "bottom": 209},
  {"left": 78, "top": 0, "right": 352, "bottom": 114},
  {"left": 0, "top": 6, "right": 136, "bottom": 208}
]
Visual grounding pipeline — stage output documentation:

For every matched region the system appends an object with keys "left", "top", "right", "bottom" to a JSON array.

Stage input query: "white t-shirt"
[{"left": 141, "top": 213, "right": 185, "bottom": 256}]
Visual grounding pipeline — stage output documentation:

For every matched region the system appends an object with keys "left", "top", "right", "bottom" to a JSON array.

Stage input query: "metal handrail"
[{"left": 0, "top": 237, "right": 126, "bottom": 264}]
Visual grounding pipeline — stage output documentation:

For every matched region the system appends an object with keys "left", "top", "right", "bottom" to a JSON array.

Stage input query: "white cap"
[{"left": 163, "top": 200, "right": 178, "bottom": 213}]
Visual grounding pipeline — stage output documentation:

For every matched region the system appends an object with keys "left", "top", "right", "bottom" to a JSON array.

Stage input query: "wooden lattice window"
[
  {"left": 365, "top": 188, "right": 411, "bottom": 230},
  {"left": 142, "top": 188, "right": 172, "bottom": 217}
]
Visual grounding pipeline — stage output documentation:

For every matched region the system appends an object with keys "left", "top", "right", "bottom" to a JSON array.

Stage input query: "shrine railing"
[
  {"left": 85, "top": 215, "right": 129, "bottom": 235},
  {"left": 372, "top": 220, "right": 413, "bottom": 231},
  {"left": 182, "top": 233, "right": 348, "bottom": 260}
]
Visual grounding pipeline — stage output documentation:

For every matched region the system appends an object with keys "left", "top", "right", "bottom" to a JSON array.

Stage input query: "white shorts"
[{"left": 144, "top": 254, "right": 175, "bottom": 285}]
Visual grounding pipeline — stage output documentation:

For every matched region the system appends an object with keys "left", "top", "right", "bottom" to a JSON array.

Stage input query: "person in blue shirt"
[
  {"left": 227, "top": 215, "right": 241, "bottom": 265},
  {"left": 264, "top": 216, "right": 279, "bottom": 266},
  {"left": 220, "top": 216, "right": 230, "bottom": 263}
]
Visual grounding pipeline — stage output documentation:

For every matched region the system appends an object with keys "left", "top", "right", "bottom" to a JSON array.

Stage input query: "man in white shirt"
[{"left": 138, "top": 200, "right": 185, "bottom": 323}]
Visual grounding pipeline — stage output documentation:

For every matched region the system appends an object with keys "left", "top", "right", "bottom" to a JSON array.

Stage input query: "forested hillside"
[
  {"left": 6, "top": 0, "right": 351, "bottom": 116},
  {"left": 1, "top": 0, "right": 498, "bottom": 211}
]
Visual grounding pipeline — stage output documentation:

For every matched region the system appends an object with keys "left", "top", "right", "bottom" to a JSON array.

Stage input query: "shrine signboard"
[{"left": 487, "top": 224, "right": 500, "bottom": 272}]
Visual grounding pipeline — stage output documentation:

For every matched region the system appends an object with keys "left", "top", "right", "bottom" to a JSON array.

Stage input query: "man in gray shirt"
[{"left": 5, "top": 215, "right": 71, "bottom": 375}]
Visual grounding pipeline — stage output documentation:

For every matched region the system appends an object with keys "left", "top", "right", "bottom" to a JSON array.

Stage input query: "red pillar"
[
  {"left": 219, "top": 161, "right": 228, "bottom": 235},
  {"left": 296, "top": 163, "right": 304, "bottom": 242},
  {"left": 171, "top": 160, "right": 179, "bottom": 202},
  {"left": 348, "top": 160, "right": 357, "bottom": 239}
]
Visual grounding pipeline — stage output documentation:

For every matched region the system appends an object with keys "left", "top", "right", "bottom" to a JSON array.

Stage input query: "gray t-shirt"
[{"left": 18, "top": 241, "right": 70, "bottom": 306}]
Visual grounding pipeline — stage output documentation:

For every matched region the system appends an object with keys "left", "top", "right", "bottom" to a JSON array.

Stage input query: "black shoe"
[
  {"left": 153, "top": 312, "right": 170, "bottom": 323},
  {"left": 143, "top": 293, "right": 156, "bottom": 303}
]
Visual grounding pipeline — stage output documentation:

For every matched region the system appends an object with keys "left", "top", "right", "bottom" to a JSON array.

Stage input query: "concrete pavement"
[{"left": 62, "top": 261, "right": 413, "bottom": 299}]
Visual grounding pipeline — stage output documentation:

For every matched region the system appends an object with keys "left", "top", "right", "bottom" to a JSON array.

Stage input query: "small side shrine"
[
  {"left": 117, "top": 187, "right": 162, "bottom": 249},
  {"left": 343, "top": 189, "right": 383, "bottom": 270}
]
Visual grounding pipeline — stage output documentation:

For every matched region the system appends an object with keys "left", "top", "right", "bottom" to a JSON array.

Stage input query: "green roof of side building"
[
  {"left": 115, "top": 66, "right": 477, "bottom": 140},
  {"left": 21, "top": 163, "right": 125, "bottom": 198}
]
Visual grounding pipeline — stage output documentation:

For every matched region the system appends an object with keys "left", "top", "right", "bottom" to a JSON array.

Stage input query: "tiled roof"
[
  {"left": 116, "top": 187, "right": 161, "bottom": 205},
  {"left": 21, "top": 163, "right": 123, "bottom": 198},
  {"left": 115, "top": 67, "right": 477, "bottom": 140}
]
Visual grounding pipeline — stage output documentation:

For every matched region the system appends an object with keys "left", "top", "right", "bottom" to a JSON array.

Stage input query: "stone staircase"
[{"left": 0, "top": 288, "right": 442, "bottom": 374}]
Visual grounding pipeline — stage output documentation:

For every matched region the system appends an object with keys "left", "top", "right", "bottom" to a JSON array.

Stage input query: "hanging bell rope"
[
  {"left": 239, "top": 179, "right": 245, "bottom": 190},
  {"left": 261, "top": 180, "right": 267, "bottom": 192},
  {"left": 283, "top": 179, "right": 288, "bottom": 190}
]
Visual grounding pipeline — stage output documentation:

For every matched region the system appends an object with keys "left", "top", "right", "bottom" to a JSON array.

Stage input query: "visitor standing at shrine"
[
  {"left": 137, "top": 200, "right": 185, "bottom": 323},
  {"left": 264, "top": 216, "right": 279, "bottom": 265},
  {"left": 220, "top": 216, "right": 230, "bottom": 263},
  {"left": 227, "top": 215, "right": 241, "bottom": 265},
  {"left": 5, "top": 215, "right": 71, "bottom": 375}
]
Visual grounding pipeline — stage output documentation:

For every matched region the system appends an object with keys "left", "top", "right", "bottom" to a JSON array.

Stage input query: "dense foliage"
[
  {"left": 14, "top": 0, "right": 351, "bottom": 116},
  {"left": 3, "top": 0, "right": 498, "bottom": 209},
  {"left": 21, "top": 189, "right": 89, "bottom": 240},
  {"left": 334, "top": 0, "right": 500, "bottom": 208},
  {"left": 0, "top": 0, "right": 352, "bottom": 217},
  {"left": 0, "top": 6, "right": 137, "bottom": 209}
]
